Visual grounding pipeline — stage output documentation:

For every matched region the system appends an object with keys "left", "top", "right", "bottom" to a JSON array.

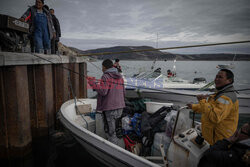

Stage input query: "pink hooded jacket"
[{"left": 88, "top": 68, "right": 125, "bottom": 111}]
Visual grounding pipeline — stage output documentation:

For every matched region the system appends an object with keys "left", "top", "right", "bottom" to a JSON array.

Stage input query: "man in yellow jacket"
[{"left": 187, "top": 69, "right": 239, "bottom": 145}]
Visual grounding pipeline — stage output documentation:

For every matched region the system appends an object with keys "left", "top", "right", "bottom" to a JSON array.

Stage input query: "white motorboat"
[
  {"left": 58, "top": 98, "right": 210, "bottom": 167},
  {"left": 59, "top": 99, "right": 158, "bottom": 167},
  {"left": 216, "top": 54, "right": 236, "bottom": 69},
  {"left": 124, "top": 69, "right": 211, "bottom": 91},
  {"left": 216, "top": 63, "right": 235, "bottom": 69}
]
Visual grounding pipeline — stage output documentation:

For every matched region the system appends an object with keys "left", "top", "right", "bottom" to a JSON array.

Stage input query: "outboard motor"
[
  {"left": 0, "top": 14, "right": 30, "bottom": 52},
  {"left": 193, "top": 77, "right": 206, "bottom": 84}
]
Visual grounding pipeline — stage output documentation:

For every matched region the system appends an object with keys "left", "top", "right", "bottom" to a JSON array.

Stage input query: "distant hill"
[
  {"left": 70, "top": 46, "right": 176, "bottom": 60},
  {"left": 69, "top": 45, "right": 250, "bottom": 61},
  {"left": 175, "top": 53, "right": 250, "bottom": 61}
]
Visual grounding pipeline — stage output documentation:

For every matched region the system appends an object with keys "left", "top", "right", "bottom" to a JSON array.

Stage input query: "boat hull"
[
  {"left": 58, "top": 99, "right": 160, "bottom": 167},
  {"left": 126, "top": 88, "right": 250, "bottom": 114}
]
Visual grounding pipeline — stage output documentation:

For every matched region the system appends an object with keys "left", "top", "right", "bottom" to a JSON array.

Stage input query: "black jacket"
[
  {"left": 51, "top": 14, "right": 61, "bottom": 41},
  {"left": 198, "top": 139, "right": 250, "bottom": 167}
]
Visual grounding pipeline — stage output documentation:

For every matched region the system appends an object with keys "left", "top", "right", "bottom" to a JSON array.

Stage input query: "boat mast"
[
  {"left": 232, "top": 53, "right": 236, "bottom": 61},
  {"left": 172, "top": 59, "right": 176, "bottom": 76}
]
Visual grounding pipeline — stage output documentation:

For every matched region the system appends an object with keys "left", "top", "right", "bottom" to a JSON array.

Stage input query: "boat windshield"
[
  {"left": 166, "top": 77, "right": 190, "bottom": 83},
  {"left": 136, "top": 71, "right": 162, "bottom": 81},
  {"left": 134, "top": 71, "right": 191, "bottom": 83}
]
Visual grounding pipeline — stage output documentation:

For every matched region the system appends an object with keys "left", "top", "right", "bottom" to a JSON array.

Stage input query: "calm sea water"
[
  {"left": 87, "top": 60, "right": 250, "bottom": 97},
  {"left": 87, "top": 60, "right": 250, "bottom": 127}
]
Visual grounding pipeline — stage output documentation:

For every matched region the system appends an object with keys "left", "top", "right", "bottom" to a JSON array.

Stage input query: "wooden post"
[
  {"left": 0, "top": 67, "right": 8, "bottom": 158},
  {"left": 68, "top": 63, "right": 79, "bottom": 98},
  {"left": 52, "top": 64, "right": 69, "bottom": 128},
  {"left": 79, "top": 62, "right": 87, "bottom": 98},
  {"left": 0, "top": 52, "right": 87, "bottom": 158},
  {"left": 28, "top": 65, "right": 54, "bottom": 137},
  {"left": 53, "top": 63, "right": 69, "bottom": 112},
  {"left": 72, "top": 63, "right": 80, "bottom": 98},
  {"left": 0, "top": 66, "right": 32, "bottom": 158}
]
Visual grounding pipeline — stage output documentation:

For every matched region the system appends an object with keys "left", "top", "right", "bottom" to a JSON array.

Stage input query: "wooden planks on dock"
[{"left": 0, "top": 52, "right": 87, "bottom": 158}]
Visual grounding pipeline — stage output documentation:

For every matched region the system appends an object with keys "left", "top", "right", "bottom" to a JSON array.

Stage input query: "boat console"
[{"left": 167, "top": 128, "right": 209, "bottom": 167}]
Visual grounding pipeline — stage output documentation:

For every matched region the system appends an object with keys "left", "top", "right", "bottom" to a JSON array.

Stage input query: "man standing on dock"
[
  {"left": 50, "top": 8, "right": 61, "bottom": 54},
  {"left": 187, "top": 69, "right": 239, "bottom": 145},
  {"left": 20, "top": 0, "right": 55, "bottom": 53},
  {"left": 87, "top": 59, "right": 125, "bottom": 146}
]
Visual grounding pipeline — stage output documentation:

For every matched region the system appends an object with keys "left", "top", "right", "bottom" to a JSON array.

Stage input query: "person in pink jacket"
[{"left": 87, "top": 59, "right": 125, "bottom": 145}]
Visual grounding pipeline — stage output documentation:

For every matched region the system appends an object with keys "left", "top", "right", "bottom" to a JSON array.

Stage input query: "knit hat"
[{"left": 102, "top": 59, "right": 113, "bottom": 69}]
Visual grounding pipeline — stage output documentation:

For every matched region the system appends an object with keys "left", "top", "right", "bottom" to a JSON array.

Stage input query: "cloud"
[
  {"left": 0, "top": 0, "right": 249, "bottom": 53},
  {"left": 139, "top": 0, "right": 250, "bottom": 42},
  {"left": 61, "top": 37, "right": 250, "bottom": 55}
]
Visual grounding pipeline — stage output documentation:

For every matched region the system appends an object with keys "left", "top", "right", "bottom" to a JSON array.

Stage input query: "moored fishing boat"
[
  {"left": 58, "top": 98, "right": 210, "bottom": 167},
  {"left": 124, "top": 69, "right": 211, "bottom": 91},
  {"left": 216, "top": 63, "right": 235, "bottom": 69}
]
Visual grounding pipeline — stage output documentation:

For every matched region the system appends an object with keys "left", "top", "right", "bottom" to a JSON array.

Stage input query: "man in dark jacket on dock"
[
  {"left": 50, "top": 8, "right": 61, "bottom": 54},
  {"left": 198, "top": 122, "right": 250, "bottom": 167},
  {"left": 20, "top": 0, "right": 55, "bottom": 53},
  {"left": 87, "top": 59, "right": 125, "bottom": 145}
]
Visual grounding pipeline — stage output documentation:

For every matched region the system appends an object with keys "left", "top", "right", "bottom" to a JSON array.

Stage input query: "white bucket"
[{"left": 145, "top": 102, "right": 173, "bottom": 114}]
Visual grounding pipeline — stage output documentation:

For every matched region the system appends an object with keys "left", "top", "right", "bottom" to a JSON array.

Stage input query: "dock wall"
[{"left": 0, "top": 52, "right": 87, "bottom": 158}]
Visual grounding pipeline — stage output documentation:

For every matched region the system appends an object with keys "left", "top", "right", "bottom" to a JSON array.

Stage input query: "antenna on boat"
[
  {"left": 232, "top": 53, "right": 236, "bottom": 61},
  {"left": 172, "top": 58, "right": 176, "bottom": 76},
  {"left": 229, "top": 52, "right": 236, "bottom": 68},
  {"left": 150, "top": 33, "right": 159, "bottom": 70},
  {"left": 156, "top": 32, "right": 159, "bottom": 49}
]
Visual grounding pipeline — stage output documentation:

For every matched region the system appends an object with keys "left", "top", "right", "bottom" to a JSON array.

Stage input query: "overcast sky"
[{"left": 1, "top": 0, "right": 250, "bottom": 54}]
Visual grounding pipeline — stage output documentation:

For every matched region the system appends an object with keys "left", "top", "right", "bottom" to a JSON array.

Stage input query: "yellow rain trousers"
[{"left": 192, "top": 92, "right": 239, "bottom": 145}]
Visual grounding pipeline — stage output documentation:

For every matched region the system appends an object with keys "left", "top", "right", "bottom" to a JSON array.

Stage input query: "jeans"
[
  {"left": 34, "top": 12, "right": 50, "bottom": 53},
  {"left": 104, "top": 109, "right": 123, "bottom": 145}
]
